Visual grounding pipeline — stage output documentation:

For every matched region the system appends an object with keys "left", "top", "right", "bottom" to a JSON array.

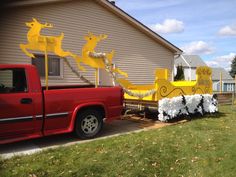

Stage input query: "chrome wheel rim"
[{"left": 81, "top": 115, "right": 99, "bottom": 134}]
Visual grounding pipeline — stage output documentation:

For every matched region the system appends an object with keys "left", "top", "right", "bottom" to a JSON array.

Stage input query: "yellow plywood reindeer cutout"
[
  {"left": 20, "top": 19, "right": 127, "bottom": 88},
  {"left": 20, "top": 18, "right": 75, "bottom": 89},
  {"left": 20, "top": 18, "right": 74, "bottom": 58},
  {"left": 75, "top": 32, "right": 128, "bottom": 80},
  {"left": 76, "top": 32, "right": 110, "bottom": 70}
]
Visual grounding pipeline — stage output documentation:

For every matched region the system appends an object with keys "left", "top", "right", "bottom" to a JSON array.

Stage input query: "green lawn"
[{"left": 1, "top": 105, "right": 236, "bottom": 177}]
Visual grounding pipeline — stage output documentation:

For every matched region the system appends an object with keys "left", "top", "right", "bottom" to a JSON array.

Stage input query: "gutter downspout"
[{"left": 180, "top": 55, "right": 191, "bottom": 80}]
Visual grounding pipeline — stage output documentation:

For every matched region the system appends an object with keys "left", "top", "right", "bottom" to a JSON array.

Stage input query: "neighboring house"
[
  {"left": 175, "top": 55, "right": 207, "bottom": 81},
  {"left": 0, "top": 0, "right": 182, "bottom": 86},
  {"left": 212, "top": 68, "right": 235, "bottom": 92}
]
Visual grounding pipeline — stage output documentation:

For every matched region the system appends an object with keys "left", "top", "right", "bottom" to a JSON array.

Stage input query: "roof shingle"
[
  {"left": 211, "top": 67, "right": 233, "bottom": 81},
  {"left": 175, "top": 55, "right": 207, "bottom": 67}
]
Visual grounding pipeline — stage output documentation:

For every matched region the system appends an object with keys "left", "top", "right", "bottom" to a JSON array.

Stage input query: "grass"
[{"left": 1, "top": 105, "right": 236, "bottom": 177}]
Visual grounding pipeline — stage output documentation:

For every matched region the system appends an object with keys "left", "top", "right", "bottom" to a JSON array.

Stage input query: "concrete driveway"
[{"left": 0, "top": 117, "right": 175, "bottom": 159}]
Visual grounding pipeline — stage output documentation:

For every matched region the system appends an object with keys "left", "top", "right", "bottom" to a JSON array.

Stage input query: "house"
[
  {"left": 212, "top": 68, "right": 235, "bottom": 92},
  {"left": 175, "top": 55, "right": 207, "bottom": 80},
  {"left": 0, "top": 0, "right": 182, "bottom": 86}
]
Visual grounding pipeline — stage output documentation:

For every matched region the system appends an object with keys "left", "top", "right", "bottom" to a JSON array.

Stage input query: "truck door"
[{"left": 0, "top": 68, "right": 42, "bottom": 141}]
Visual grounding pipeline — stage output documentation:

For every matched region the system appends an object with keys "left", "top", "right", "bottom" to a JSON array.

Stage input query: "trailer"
[{"left": 118, "top": 66, "right": 213, "bottom": 114}]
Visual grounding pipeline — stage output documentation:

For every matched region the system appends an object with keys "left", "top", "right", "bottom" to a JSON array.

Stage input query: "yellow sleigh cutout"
[{"left": 118, "top": 66, "right": 213, "bottom": 102}]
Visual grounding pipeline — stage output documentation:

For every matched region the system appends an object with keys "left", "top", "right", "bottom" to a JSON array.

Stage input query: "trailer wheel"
[{"left": 75, "top": 109, "right": 103, "bottom": 139}]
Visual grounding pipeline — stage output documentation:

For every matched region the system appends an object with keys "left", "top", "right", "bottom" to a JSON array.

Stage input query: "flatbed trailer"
[{"left": 120, "top": 66, "right": 213, "bottom": 114}]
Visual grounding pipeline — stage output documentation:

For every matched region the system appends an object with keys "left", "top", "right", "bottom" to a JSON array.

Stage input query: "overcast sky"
[{"left": 115, "top": 0, "right": 236, "bottom": 70}]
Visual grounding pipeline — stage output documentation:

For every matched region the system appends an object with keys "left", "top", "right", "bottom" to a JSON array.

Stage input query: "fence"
[{"left": 216, "top": 92, "right": 234, "bottom": 105}]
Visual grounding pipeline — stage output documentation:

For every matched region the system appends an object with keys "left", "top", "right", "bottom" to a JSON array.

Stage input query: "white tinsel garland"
[
  {"left": 89, "top": 51, "right": 157, "bottom": 98},
  {"left": 122, "top": 88, "right": 156, "bottom": 99},
  {"left": 158, "top": 94, "right": 218, "bottom": 122}
]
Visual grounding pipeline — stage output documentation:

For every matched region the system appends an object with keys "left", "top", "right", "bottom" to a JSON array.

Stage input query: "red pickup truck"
[{"left": 0, "top": 64, "right": 123, "bottom": 144}]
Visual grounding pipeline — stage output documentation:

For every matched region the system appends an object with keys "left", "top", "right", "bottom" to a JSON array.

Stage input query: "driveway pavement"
[{"left": 0, "top": 117, "right": 177, "bottom": 159}]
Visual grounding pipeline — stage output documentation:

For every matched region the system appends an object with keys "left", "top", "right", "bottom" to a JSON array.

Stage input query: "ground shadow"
[
  {"left": 0, "top": 119, "right": 143, "bottom": 157},
  {"left": 123, "top": 109, "right": 227, "bottom": 123}
]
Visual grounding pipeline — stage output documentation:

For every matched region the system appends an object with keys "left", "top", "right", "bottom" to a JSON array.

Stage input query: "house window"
[
  {"left": 228, "top": 84, "right": 233, "bottom": 92},
  {"left": 32, "top": 54, "right": 63, "bottom": 78},
  {"left": 0, "top": 68, "right": 27, "bottom": 93}
]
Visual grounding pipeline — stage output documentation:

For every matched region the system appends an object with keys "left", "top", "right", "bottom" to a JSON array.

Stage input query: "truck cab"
[{"left": 0, "top": 64, "right": 123, "bottom": 144}]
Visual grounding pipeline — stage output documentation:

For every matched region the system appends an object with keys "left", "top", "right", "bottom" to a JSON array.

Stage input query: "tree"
[
  {"left": 174, "top": 65, "right": 185, "bottom": 81},
  {"left": 229, "top": 55, "right": 236, "bottom": 78}
]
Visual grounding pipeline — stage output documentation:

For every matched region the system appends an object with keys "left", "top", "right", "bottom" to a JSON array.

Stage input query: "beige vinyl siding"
[
  {"left": 0, "top": 0, "right": 174, "bottom": 86},
  {"left": 0, "top": 70, "right": 13, "bottom": 87}
]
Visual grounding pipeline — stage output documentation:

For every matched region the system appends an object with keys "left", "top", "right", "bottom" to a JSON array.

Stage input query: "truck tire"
[{"left": 75, "top": 109, "right": 103, "bottom": 139}]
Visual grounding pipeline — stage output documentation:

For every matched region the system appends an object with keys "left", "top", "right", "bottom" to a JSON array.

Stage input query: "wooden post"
[
  {"left": 95, "top": 68, "right": 99, "bottom": 88},
  {"left": 220, "top": 72, "right": 222, "bottom": 93},
  {"left": 235, "top": 74, "right": 236, "bottom": 93},
  {"left": 234, "top": 74, "right": 236, "bottom": 105},
  {"left": 45, "top": 41, "right": 49, "bottom": 90}
]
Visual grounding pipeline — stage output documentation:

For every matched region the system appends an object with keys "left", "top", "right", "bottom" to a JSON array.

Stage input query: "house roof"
[
  {"left": 175, "top": 55, "right": 189, "bottom": 67},
  {"left": 212, "top": 67, "right": 234, "bottom": 81},
  {"left": 3, "top": 0, "right": 182, "bottom": 54},
  {"left": 175, "top": 55, "right": 207, "bottom": 67}
]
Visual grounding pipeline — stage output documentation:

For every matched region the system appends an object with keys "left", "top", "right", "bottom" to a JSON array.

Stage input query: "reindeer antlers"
[
  {"left": 31, "top": 18, "right": 53, "bottom": 28},
  {"left": 88, "top": 31, "right": 93, "bottom": 36},
  {"left": 87, "top": 32, "right": 107, "bottom": 39},
  {"left": 44, "top": 22, "right": 53, "bottom": 28},
  {"left": 99, "top": 34, "right": 107, "bottom": 39},
  {"left": 32, "top": 18, "right": 38, "bottom": 22}
]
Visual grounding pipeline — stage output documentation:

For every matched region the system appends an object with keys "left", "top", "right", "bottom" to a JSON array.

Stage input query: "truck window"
[{"left": 0, "top": 68, "right": 28, "bottom": 93}]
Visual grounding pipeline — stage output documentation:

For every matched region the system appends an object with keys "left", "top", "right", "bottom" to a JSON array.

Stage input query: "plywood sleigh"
[{"left": 117, "top": 66, "right": 212, "bottom": 104}]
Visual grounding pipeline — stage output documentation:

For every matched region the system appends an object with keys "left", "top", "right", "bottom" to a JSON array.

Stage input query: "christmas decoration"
[{"left": 158, "top": 94, "right": 218, "bottom": 122}]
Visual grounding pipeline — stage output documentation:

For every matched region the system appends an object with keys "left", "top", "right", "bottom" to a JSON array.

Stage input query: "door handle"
[{"left": 20, "top": 98, "right": 33, "bottom": 104}]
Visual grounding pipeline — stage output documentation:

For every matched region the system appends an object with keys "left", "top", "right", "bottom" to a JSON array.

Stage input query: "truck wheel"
[{"left": 75, "top": 109, "right": 103, "bottom": 139}]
